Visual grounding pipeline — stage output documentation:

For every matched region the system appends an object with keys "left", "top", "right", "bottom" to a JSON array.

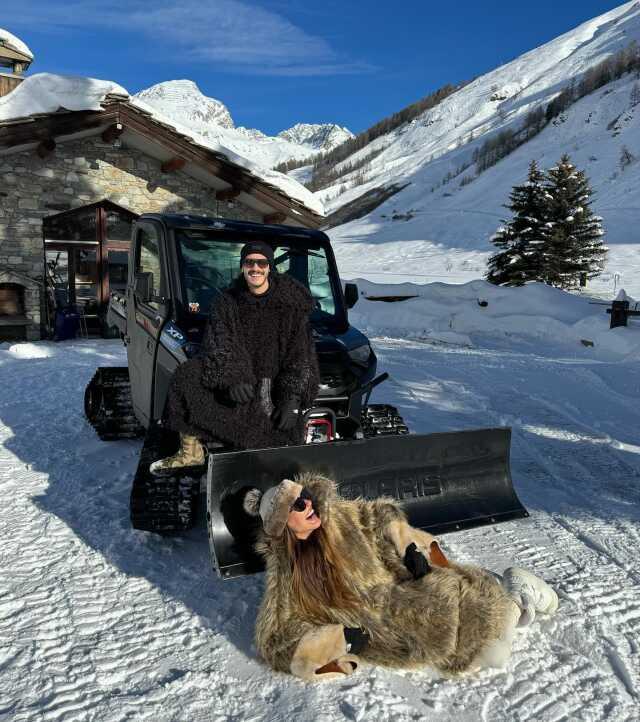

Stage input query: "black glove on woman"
[
  {"left": 271, "top": 398, "right": 299, "bottom": 430},
  {"left": 343, "top": 627, "right": 370, "bottom": 655},
  {"left": 228, "top": 382, "right": 254, "bottom": 404},
  {"left": 404, "top": 542, "right": 431, "bottom": 579}
]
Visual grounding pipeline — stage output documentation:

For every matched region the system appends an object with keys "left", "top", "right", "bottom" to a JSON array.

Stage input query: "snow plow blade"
[{"left": 207, "top": 427, "right": 528, "bottom": 579}]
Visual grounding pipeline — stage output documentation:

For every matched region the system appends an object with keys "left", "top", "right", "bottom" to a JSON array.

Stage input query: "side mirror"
[
  {"left": 134, "top": 272, "right": 153, "bottom": 302},
  {"left": 344, "top": 282, "right": 359, "bottom": 309}
]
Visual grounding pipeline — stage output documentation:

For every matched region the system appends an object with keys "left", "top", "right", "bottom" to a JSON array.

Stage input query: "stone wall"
[{"left": 0, "top": 135, "right": 262, "bottom": 339}]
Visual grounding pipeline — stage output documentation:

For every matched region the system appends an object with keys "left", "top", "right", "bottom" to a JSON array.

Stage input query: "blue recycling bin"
[{"left": 54, "top": 306, "right": 80, "bottom": 341}]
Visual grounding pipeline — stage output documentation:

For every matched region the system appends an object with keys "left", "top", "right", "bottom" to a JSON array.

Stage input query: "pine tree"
[
  {"left": 486, "top": 160, "right": 550, "bottom": 285},
  {"left": 543, "top": 154, "right": 607, "bottom": 288}
]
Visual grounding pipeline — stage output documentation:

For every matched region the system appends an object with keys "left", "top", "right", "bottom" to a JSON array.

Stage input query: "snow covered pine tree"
[
  {"left": 543, "top": 154, "right": 607, "bottom": 288},
  {"left": 486, "top": 160, "right": 550, "bottom": 285}
]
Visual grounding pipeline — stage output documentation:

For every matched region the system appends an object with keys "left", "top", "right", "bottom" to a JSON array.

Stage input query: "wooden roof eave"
[
  {"left": 0, "top": 45, "right": 32, "bottom": 65},
  {"left": 116, "top": 103, "right": 322, "bottom": 227},
  {"left": 0, "top": 107, "right": 119, "bottom": 147}
]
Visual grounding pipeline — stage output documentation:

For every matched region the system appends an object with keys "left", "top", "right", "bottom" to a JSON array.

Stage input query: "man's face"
[{"left": 242, "top": 253, "right": 270, "bottom": 293}]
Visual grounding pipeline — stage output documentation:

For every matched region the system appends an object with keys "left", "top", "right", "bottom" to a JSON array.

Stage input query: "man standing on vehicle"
[{"left": 150, "top": 240, "right": 319, "bottom": 475}]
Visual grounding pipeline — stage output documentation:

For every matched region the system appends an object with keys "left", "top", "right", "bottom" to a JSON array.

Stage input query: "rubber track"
[
  {"left": 129, "top": 424, "right": 200, "bottom": 534},
  {"left": 361, "top": 403, "right": 409, "bottom": 437},
  {"left": 84, "top": 367, "right": 144, "bottom": 441}
]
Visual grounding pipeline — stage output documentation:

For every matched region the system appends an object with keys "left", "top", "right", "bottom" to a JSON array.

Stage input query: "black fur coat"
[{"left": 165, "top": 272, "right": 319, "bottom": 449}]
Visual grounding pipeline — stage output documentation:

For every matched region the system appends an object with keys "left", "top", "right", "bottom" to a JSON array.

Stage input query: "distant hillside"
[{"left": 320, "top": 1, "right": 640, "bottom": 299}]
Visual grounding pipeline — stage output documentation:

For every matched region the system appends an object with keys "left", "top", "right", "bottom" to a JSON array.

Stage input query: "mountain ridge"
[{"left": 132, "top": 80, "right": 353, "bottom": 169}]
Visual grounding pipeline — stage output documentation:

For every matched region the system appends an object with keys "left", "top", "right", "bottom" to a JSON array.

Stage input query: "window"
[
  {"left": 73, "top": 248, "right": 99, "bottom": 315},
  {"left": 175, "top": 231, "right": 339, "bottom": 320},
  {"left": 45, "top": 249, "right": 70, "bottom": 307},
  {"left": 107, "top": 250, "right": 128, "bottom": 294},
  {"left": 44, "top": 206, "right": 97, "bottom": 242},
  {"left": 274, "top": 246, "right": 336, "bottom": 316},
  {"left": 136, "top": 227, "right": 163, "bottom": 309},
  {"left": 106, "top": 209, "right": 134, "bottom": 242}
]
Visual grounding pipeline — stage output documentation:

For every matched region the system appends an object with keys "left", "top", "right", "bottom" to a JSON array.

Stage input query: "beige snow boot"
[{"left": 149, "top": 434, "right": 206, "bottom": 476}]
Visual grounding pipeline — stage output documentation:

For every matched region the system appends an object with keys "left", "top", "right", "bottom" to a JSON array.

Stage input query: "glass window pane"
[
  {"left": 44, "top": 207, "right": 97, "bottom": 242},
  {"left": 174, "top": 231, "right": 338, "bottom": 321},
  {"left": 46, "top": 249, "right": 70, "bottom": 307},
  {"left": 108, "top": 250, "right": 128, "bottom": 293},
  {"left": 176, "top": 233, "right": 243, "bottom": 314},
  {"left": 73, "top": 248, "right": 99, "bottom": 315},
  {"left": 137, "top": 228, "right": 162, "bottom": 309},
  {"left": 275, "top": 246, "right": 336, "bottom": 316},
  {"left": 106, "top": 209, "right": 134, "bottom": 242}
]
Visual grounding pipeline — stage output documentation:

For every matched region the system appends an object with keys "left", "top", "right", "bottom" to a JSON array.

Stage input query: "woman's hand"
[{"left": 404, "top": 543, "right": 431, "bottom": 579}]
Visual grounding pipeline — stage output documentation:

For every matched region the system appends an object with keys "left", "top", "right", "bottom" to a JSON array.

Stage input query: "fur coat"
[
  {"left": 254, "top": 473, "right": 517, "bottom": 681},
  {"left": 165, "top": 272, "right": 320, "bottom": 449}
]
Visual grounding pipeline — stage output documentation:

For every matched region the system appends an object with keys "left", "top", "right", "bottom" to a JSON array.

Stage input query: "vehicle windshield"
[{"left": 175, "top": 231, "right": 340, "bottom": 323}]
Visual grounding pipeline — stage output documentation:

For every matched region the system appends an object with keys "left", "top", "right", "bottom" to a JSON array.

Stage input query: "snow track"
[{"left": 1, "top": 338, "right": 639, "bottom": 721}]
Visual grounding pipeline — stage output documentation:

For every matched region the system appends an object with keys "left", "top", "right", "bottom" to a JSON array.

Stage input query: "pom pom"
[{"left": 242, "top": 487, "right": 263, "bottom": 516}]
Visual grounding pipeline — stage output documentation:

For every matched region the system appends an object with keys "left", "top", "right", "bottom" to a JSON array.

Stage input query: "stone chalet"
[{"left": 0, "top": 35, "right": 322, "bottom": 341}]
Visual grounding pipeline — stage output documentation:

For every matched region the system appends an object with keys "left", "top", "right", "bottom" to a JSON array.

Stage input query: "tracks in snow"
[{"left": 372, "top": 338, "right": 640, "bottom": 719}]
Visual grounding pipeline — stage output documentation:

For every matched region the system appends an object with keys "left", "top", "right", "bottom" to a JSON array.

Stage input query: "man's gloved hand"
[
  {"left": 343, "top": 627, "right": 370, "bottom": 655},
  {"left": 228, "top": 382, "right": 254, "bottom": 404},
  {"left": 404, "top": 542, "right": 431, "bottom": 579},
  {"left": 271, "top": 398, "right": 299, "bottom": 430}
]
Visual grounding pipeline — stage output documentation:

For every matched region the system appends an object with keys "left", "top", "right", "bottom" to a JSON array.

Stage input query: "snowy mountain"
[
  {"left": 134, "top": 80, "right": 234, "bottom": 129},
  {"left": 323, "top": 1, "right": 640, "bottom": 299},
  {"left": 133, "top": 81, "right": 352, "bottom": 169},
  {"left": 278, "top": 122, "right": 353, "bottom": 152}
]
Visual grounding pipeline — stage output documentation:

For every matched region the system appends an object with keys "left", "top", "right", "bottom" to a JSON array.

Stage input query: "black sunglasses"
[
  {"left": 242, "top": 258, "right": 269, "bottom": 269},
  {"left": 290, "top": 487, "right": 313, "bottom": 512}
]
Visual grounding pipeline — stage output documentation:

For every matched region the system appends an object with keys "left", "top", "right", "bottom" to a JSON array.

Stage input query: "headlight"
[{"left": 348, "top": 343, "right": 372, "bottom": 367}]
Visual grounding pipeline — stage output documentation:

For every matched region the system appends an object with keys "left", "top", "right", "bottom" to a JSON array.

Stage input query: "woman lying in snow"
[{"left": 244, "top": 473, "right": 558, "bottom": 681}]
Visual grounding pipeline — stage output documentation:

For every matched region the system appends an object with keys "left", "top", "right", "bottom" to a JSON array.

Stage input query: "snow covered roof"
[
  {"left": 0, "top": 27, "right": 33, "bottom": 61},
  {"left": 0, "top": 73, "right": 323, "bottom": 220},
  {"left": 0, "top": 74, "right": 127, "bottom": 119}
]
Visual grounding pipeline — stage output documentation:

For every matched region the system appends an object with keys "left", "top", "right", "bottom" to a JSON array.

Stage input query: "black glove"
[
  {"left": 404, "top": 542, "right": 431, "bottom": 580},
  {"left": 228, "top": 382, "right": 254, "bottom": 404},
  {"left": 271, "top": 398, "right": 300, "bottom": 431},
  {"left": 344, "top": 627, "right": 370, "bottom": 655}
]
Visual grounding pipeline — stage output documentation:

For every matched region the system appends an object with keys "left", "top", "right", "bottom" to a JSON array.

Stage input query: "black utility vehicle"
[{"left": 85, "top": 214, "right": 526, "bottom": 578}]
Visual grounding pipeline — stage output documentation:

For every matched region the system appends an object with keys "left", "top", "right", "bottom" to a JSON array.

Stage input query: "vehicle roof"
[{"left": 140, "top": 213, "right": 330, "bottom": 244}]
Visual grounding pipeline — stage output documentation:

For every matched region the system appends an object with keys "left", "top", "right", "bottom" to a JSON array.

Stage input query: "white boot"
[{"left": 501, "top": 567, "right": 559, "bottom": 626}]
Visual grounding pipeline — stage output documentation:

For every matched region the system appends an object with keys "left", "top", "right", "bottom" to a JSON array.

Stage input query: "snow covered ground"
[{"left": 1, "top": 283, "right": 640, "bottom": 721}]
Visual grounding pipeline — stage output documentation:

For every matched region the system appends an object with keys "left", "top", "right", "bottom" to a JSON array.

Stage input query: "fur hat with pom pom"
[{"left": 243, "top": 478, "right": 303, "bottom": 537}]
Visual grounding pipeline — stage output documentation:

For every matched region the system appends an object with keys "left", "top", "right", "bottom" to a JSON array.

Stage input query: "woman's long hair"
[{"left": 287, "top": 525, "right": 359, "bottom": 621}]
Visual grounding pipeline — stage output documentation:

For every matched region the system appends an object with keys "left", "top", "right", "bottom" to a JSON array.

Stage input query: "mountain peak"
[
  {"left": 278, "top": 123, "right": 354, "bottom": 151},
  {"left": 133, "top": 80, "right": 235, "bottom": 129}
]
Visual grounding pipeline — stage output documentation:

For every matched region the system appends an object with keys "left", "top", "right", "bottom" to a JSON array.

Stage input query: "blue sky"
[{"left": 5, "top": 0, "right": 626, "bottom": 135}]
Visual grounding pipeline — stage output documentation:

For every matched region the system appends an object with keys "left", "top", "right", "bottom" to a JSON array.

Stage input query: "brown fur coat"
[{"left": 254, "top": 473, "right": 516, "bottom": 681}]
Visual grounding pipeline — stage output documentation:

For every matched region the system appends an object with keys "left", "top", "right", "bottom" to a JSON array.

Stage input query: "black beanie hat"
[{"left": 240, "top": 241, "right": 275, "bottom": 268}]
